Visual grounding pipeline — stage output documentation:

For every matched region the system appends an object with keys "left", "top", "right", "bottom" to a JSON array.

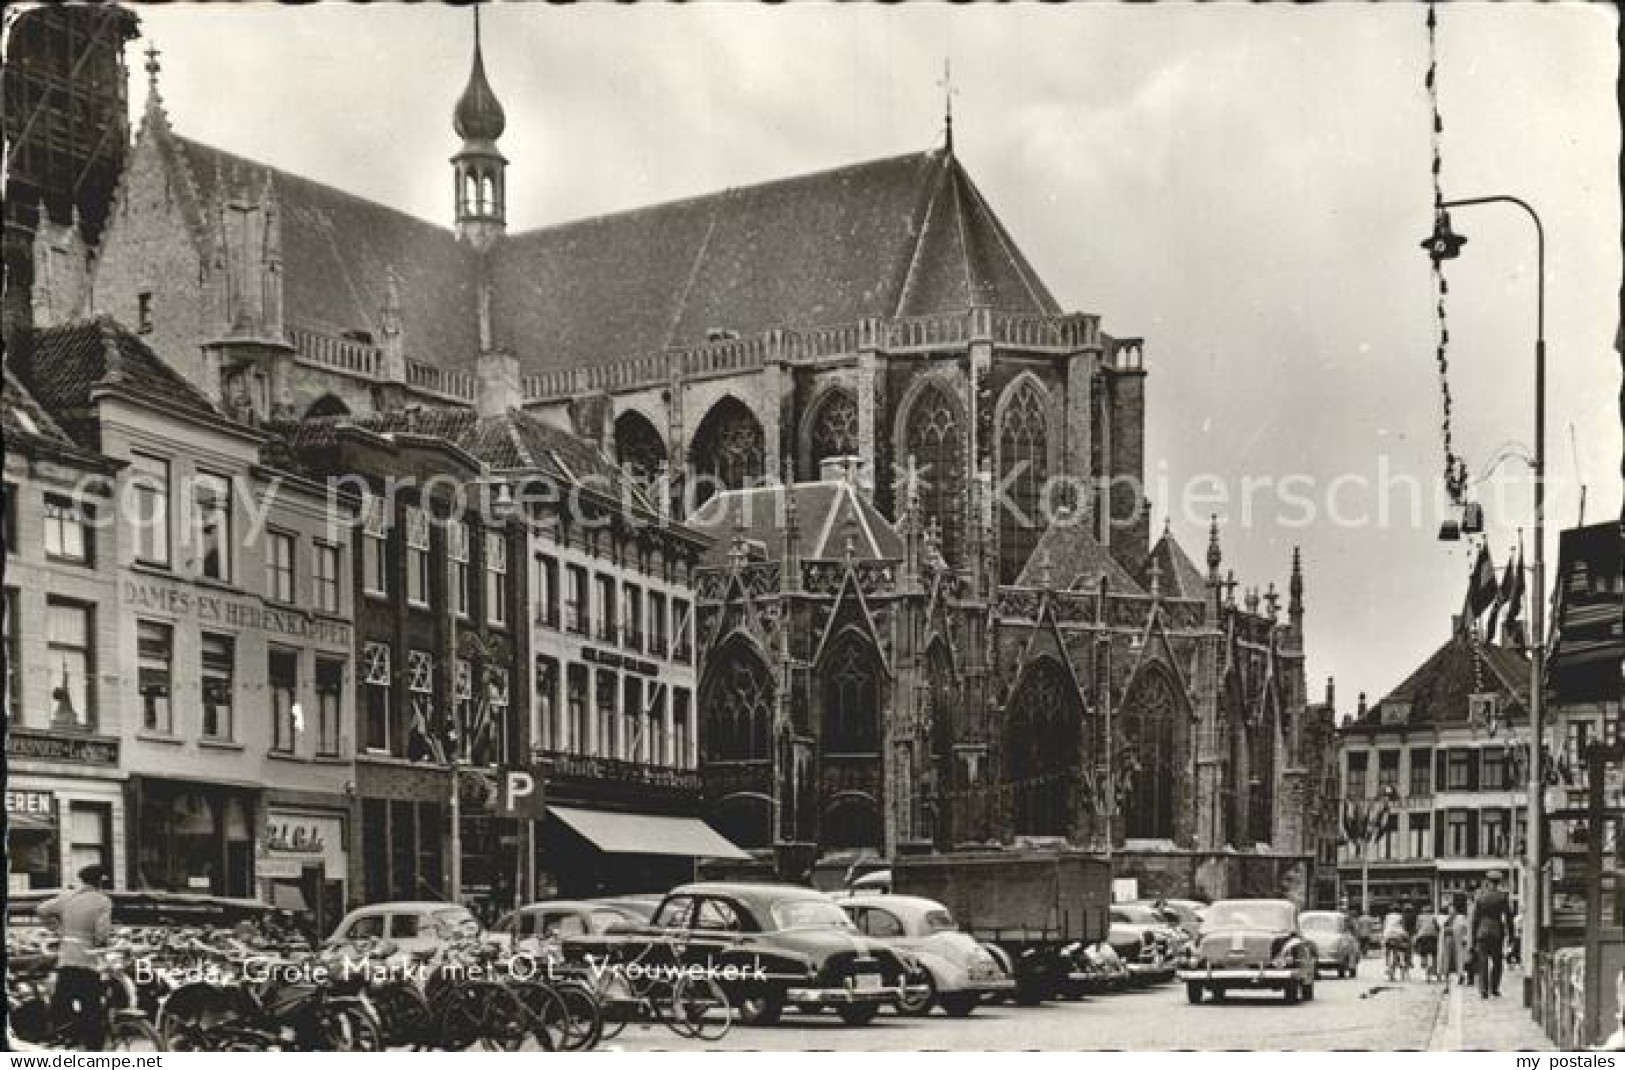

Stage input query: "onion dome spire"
[{"left": 453, "top": 6, "right": 506, "bottom": 143}]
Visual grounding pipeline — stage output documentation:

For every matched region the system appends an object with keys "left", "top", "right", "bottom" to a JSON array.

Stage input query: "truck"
[{"left": 891, "top": 848, "right": 1112, "bottom": 1004}]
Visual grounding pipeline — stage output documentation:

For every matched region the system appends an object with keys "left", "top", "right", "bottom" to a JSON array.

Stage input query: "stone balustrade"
[{"left": 289, "top": 326, "right": 382, "bottom": 378}]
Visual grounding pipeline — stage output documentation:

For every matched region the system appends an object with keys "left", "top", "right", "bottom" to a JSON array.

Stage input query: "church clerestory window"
[
  {"left": 906, "top": 384, "right": 964, "bottom": 568},
  {"left": 998, "top": 379, "right": 1049, "bottom": 585}
]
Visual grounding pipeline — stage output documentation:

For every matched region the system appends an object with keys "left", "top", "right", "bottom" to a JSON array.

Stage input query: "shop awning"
[{"left": 549, "top": 806, "right": 751, "bottom": 860}]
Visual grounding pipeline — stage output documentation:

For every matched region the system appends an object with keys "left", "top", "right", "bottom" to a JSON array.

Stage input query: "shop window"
[
  {"left": 565, "top": 565, "right": 588, "bottom": 635},
  {"left": 193, "top": 472, "right": 232, "bottom": 582},
  {"left": 68, "top": 802, "right": 111, "bottom": 877},
  {"left": 623, "top": 676, "right": 643, "bottom": 762},
  {"left": 672, "top": 599, "right": 692, "bottom": 663},
  {"left": 131, "top": 453, "right": 171, "bottom": 567},
  {"left": 647, "top": 591, "right": 667, "bottom": 656},
  {"left": 484, "top": 532, "right": 508, "bottom": 627},
  {"left": 449, "top": 521, "right": 471, "bottom": 619},
  {"left": 6, "top": 588, "right": 20, "bottom": 722},
  {"left": 270, "top": 649, "right": 298, "bottom": 754},
  {"left": 595, "top": 575, "right": 616, "bottom": 643},
  {"left": 363, "top": 642, "right": 391, "bottom": 753},
  {"left": 623, "top": 582, "right": 643, "bottom": 651},
  {"left": 138, "top": 620, "right": 173, "bottom": 733},
  {"left": 535, "top": 553, "right": 559, "bottom": 629},
  {"left": 46, "top": 598, "right": 93, "bottom": 729},
  {"left": 566, "top": 663, "right": 589, "bottom": 756},
  {"left": 674, "top": 688, "right": 691, "bottom": 768},
  {"left": 1409, "top": 748, "right": 1432, "bottom": 797},
  {"left": 6, "top": 790, "right": 60, "bottom": 889},
  {"left": 43, "top": 494, "right": 94, "bottom": 565},
  {"left": 409, "top": 650, "right": 436, "bottom": 761},
  {"left": 535, "top": 656, "right": 558, "bottom": 752},
  {"left": 405, "top": 507, "right": 430, "bottom": 607},
  {"left": 362, "top": 494, "right": 389, "bottom": 597},
  {"left": 313, "top": 541, "right": 341, "bottom": 613},
  {"left": 316, "top": 658, "right": 344, "bottom": 757},
  {"left": 201, "top": 633, "right": 235, "bottom": 740}
]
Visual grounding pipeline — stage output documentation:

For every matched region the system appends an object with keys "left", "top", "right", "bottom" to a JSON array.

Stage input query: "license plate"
[{"left": 850, "top": 973, "right": 882, "bottom": 993}]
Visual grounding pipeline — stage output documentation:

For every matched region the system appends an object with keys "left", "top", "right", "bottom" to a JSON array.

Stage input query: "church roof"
[
  {"left": 1347, "top": 625, "right": 1530, "bottom": 729},
  {"left": 489, "top": 149, "right": 1060, "bottom": 373},
  {"left": 1136, "top": 525, "right": 1211, "bottom": 600},
  {"left": 7, "top": 316, "right": 226, "bottom": 449},
  {"left": 168, "top": 135, "right": 482, "bottom": 369},
  {"left": 688, "top": 480, "right": 905, "bottom": 567},
  {"left": 1015, "top": 511, "right": 1145, "bottom": 593}
]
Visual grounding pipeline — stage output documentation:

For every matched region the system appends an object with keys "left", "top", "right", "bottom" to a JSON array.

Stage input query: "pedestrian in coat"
[{"left": 1470, "top": 870, "right": 1513, "bottom": 998}]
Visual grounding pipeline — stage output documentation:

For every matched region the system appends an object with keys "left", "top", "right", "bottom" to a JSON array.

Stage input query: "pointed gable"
[
  {"left": 1355, "top": 627, "right": 1531, "bottom": 728},
  {"left": 689, "top": 481, "right": 904, "bottom": 567},
  {"left": 1138, "top": 526, "right": 1210, "bottom": 600},
  {"left": 489, "top": 149, "right": 1058, "bottom": 375}
]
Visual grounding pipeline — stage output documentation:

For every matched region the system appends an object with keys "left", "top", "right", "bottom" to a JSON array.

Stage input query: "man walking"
[
  {"left": 38, "top": 865, "right": 113, "bottom": 1049},
  {"left": 1469, "top": 869, "right": 1513, "bottom": 999}
]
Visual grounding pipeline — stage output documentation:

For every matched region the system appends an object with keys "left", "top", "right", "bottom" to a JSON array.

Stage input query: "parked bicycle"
[
  {"left": 5, "top": 947, "right": 164, "bottom": 1052},
  {"left": 584, "top": 934, "right": 732, "bottom": 1043}
]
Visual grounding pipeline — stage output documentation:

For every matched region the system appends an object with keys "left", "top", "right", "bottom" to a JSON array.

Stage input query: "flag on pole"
[
  {"left": 1501, "top": 547, "right": 1527, "bottom": 649},
  {"left": 1485, "top": 552, "right": 1515, "bottom": 639},
  {"left": 1468, "top": 544, "right": 1499, "bottom": 619}
]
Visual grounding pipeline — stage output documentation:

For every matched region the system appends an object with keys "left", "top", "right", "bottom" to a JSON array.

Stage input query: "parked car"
[
  {"left": 588, "top": 895, "right": 662, "bottom": 922},
  {"left": 1177, "top": 898, "right": 1318, "bottom": 1004},
  {"left": 1133, "top": 898, "right": 1205, "bottom": 944},
  {"left": 487, "top": 899, "right": 648, "bottom": 950},
  {"left": 1299, "top": 910, "right": 1362, "bottom": 978},
  {"left": 326, "top": 901, "right": 480, "bottom": 954},
  {"left": 1108, "top": 904, "right": 1179, "bottom": 983},
  {"left": 1060, "top": 939, "right": 1129, "bottom": 995},
  {"left": 840, "top": 894, "right": 1015, "bottom": 1016},
  {"left": 561, "top": 881, "right": 918, "bottom": 1026}
]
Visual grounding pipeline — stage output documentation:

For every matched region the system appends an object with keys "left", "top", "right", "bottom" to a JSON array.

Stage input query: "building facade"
[{"left": 1335, "top": 619, "right": 1532, "bottom": 911}]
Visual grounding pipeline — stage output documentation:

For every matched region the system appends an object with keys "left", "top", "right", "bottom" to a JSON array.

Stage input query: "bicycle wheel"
[
  {"left": 106, "top": 1016, "right": 165, "bottom": 1052},
  {"left": 669, "top": 974, "right": 731, "bottom": 1042},
  {"left": 475, "top": 984, "right": 538, "bottom": 1052},
  {"left": 369, "top": 983, "right": 433, "bottom": 1049}
]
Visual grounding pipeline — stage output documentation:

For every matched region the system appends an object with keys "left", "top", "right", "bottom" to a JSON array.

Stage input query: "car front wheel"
[
  {"left": 1186, "top": 982, "right": 1203, "bottom": 1004},
  {"left": 737, "top": 990, "right": 784, "bottom": 1027}
]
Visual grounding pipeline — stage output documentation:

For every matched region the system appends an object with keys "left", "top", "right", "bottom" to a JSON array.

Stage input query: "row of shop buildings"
[{"left": 3, "top": 319, "right": 739, "bottom": 930}]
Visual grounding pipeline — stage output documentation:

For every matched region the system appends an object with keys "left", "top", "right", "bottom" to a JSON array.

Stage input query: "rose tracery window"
[
  {"left": 1005, "top": 657, "right": 1084, "bottom": 838},
  {"left": 690, "top": 398, "right": 764, "bottom": 503},
  {"left": 1121, "top": 669, "right": 1180, "bottom": 841},
  {"left": 808, "top": 389, "right": 859, "bottom": 470},
  {"left": 906, "top": 384, "right": 964, "bottom": 568},
  {"left": 998, "top": 379, "right": 1049, "bottom": 584},
  {"left": 823, "top": 635, "right": 880, "bottom": 754},
  {"left": 701, "top": 645, "right": 774, "bottom": 762}
]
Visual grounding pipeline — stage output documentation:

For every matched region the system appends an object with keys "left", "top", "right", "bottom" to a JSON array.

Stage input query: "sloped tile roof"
[
  {"left": 8, "top": 316, "right": 224, "bottom": 448},
  {"left": 1352, "top": 626, "right": 1530, "bottom": 728},
  {"left": 489, "top": 149, "right": 1059, "bottom": 374},
  {"left": 270, "top": 405, "right": 647, "bottom": 508},
  {"left": 1016, "top": 512, "right": 1145, "bottom": 594},
  {"left": 1136, "top": 526, "right": 1211, "bottom": 600},
  {"left": 170, "top": 136, "right": 482, "bottom": 369},
  {"left": 687, "top": 480, "right": 905, "bottom": 566}
]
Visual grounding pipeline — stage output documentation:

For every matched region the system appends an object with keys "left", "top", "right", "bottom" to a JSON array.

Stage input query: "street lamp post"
[{"left": 1424, "top": 194, "right": 1547, "bottom": 983}]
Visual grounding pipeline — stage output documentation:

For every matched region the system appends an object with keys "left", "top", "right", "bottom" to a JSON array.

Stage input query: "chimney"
[
  {"left": 1357, "top": 692, "right": 1368, "bottom": 718},
  {"left": 476, "top": 349, "right": 521, "bottom": 418},
  {"left": 1325, "top": 675, "right": 1335, "bottom": 710}
]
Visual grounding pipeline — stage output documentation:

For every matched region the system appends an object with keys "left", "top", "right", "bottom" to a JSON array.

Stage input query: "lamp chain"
[{"left": 1427, "top": 0, "right": 1467, "bottom": 505}]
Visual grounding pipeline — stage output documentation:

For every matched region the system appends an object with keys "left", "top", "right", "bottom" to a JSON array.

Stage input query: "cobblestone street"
[{"left": 607, "top": 961, "right": 1554, "bottom": 1052}]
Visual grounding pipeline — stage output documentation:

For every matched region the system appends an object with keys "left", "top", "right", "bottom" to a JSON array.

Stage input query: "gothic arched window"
[
  {"left": 905, "top": 383, "right": 964, "bottom": 568},
  {"left": 1005, "top": 656, "right": 1085, "bottom": 838},
  {"left": 823, "top": 635, "right": 880, "bottom": 754},
  {"left": 823, "top": 794, "right": 882, "bottom": 851},
  {"left": 1120, "top": 668, "right": 1181, "bottom": 841},
  {"left": 1249, "top": 696, "right": 1277, "bottom": 847},
  {"left": 700, "top": 643, "right": 774, "bottom": 762},
  {"left": 615, "top": 410, "right": 668, "bottom": 483},
  {"left": 806, "top": 388, "right": 859, "bottom": 473},
  {"left": 690, "top": 397, "right": 764, "bottom": 505},
  {"left": 998, "top": 378, "right": 1049, "bottom": 584}
]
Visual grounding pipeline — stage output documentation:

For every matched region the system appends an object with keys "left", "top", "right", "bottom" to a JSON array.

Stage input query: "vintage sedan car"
[
  {"left": 1133, "top": 898, "right": 1205, "bottom": 944},
  {"left": 1178, "top": 898, "right": 1318, "bottom": 1004},
  {"left": 1108, "top": 904, "right": 1179, "bottom": 984},
  {"left": 562, "top": 882, "right": 918, "bottom": 1026},
  {"left": 841, "top": 894, "right": 1015, "bottom": 1016},
  {"left": 1299, "top": 910, "right": 1362, "bottom": 978},
  {"left": 326, "top": 901, "right": 481, "bottom": 954},
  {"left": 487, "top": 899, "right": 649, "bottom": 950}
]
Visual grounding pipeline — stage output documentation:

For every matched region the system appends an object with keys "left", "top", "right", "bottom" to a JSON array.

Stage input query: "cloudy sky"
[{"left": 130, "top": 1, "right": 1619, "bottom": 712}]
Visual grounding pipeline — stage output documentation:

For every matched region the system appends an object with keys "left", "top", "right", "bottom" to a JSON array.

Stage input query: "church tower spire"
[{"left": 452, "top": 5, "right": 507, "bottom": 249}]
